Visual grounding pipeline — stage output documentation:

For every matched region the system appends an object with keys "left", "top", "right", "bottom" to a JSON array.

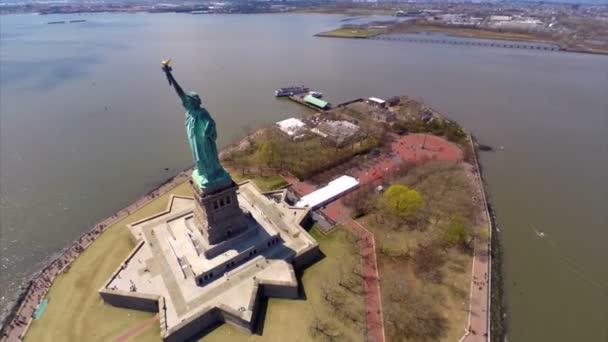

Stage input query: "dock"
[{"left": 287, "top": 94, "right": 331, "bottom": 111}]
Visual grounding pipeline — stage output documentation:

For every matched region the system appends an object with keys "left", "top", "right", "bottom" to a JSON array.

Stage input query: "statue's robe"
[{"left": 182, "top": 95, "right": 230, "bottom": 188}]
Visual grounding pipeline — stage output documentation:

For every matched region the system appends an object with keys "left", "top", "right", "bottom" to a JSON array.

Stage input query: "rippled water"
[{"left": 1, "top": 12, "right": 607, "bottom": 341}]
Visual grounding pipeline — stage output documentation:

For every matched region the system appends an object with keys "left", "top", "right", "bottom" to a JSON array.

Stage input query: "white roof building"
[
  {"left": 368, "top": 97, "right": 386, "bottom": 105},
  {"left": 295, "top": 175, "right": 359, "bottom": 209},
  {"left": 490, "top": 15, "right": 512, "bottom": 22},
  {"left": 276, "top": 118, "right": 306, "bottom": 139}
]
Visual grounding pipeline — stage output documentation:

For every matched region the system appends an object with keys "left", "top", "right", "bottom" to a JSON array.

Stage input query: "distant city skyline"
[{"left": 1, "top": 0, "right": 607, "bottom": 4}]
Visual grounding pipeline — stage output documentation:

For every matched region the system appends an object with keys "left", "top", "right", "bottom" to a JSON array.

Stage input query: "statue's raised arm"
[
  {"left": 159, "top": 59, "right": 231, "bottom": 190},
  {"left": 161, "top": 59, "right": 186, "bottom": 101}
]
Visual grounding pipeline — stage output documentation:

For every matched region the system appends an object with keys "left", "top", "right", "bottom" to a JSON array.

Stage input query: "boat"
[
  {"left": 309, "top": 91, "right": 323, "bottom": 99},
  {"left": 274, "top": 86, "right": 309, "bottom": 97}
]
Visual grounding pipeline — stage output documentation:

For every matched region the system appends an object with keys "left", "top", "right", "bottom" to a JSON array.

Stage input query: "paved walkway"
[
  {"left": 315, "top": 197, "right": 384, "bottom": 342},
  {"left": 460, "top": 245, "right": 490, "bottom": 342},
  {"left": 113, "top": 314, "right": 160, "bottom": 342},
  {"left": 344, "top": 219, "right": 385, "bottom": 342},
  {"left": 460, "top": 146, "right": 492, "bottom": 342}
]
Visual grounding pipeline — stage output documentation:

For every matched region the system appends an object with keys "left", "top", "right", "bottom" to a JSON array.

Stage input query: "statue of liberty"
[{"left": 161, "top": 60, "right": 231, "bottom": 189}]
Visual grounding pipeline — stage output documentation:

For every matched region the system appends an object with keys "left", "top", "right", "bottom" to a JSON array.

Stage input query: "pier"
[{"left": 369, "top": 35, "right": 560, "bottom": 51}]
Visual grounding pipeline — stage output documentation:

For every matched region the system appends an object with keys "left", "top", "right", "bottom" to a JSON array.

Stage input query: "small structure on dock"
[
  {"left": 368, "top": 97, "right": 386, "bottom": 109},
  {"left": 303, "top": 94, "right": 331, "bottom": 110}
]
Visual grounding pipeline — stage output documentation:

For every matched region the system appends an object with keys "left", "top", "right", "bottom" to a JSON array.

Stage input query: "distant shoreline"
[{"left": 316, "top": 28, "right": 608, "bottom": 56}]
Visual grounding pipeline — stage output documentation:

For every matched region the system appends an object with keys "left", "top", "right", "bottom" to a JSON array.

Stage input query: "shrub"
[{"left": 380, "top": 184, "right": 423, "bottom": 221}]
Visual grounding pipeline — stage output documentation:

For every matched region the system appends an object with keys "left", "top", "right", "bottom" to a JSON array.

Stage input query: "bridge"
[{"left": 369, "top": 35, "right": 560, "bottom": 51}]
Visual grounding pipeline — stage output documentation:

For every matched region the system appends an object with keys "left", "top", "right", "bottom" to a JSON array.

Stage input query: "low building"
[
  {"left": 368, "top": 97, "right": 386, "bottom": 109},
  {"left": 312, "top": 120, "right": 360, "bottom": 146},
  {"left": 372, "top": 109, "right": 396, "bottom": 123},
  {"left": 276, "top": 117, "right": 306, "bottom": 139},
  {"left": 303, "top": 95, "right": 331, "bottom": 110},
  {"left": 490, "top": 15, "right": 512, "bottom": 22},
  {"left": 386, "top": 96, "right": 400, "bottom": 107},
  {"left": 295, "top": 175, "right": 359, "bottom": 209}
]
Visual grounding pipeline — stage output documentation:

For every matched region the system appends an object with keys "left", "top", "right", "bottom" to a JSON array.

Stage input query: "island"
[
  {"left": 313, "top": 5, "right": 608, "bottom": 55},
  {"left": 1, "top": 69, "right": 501, "bottom": 342}
]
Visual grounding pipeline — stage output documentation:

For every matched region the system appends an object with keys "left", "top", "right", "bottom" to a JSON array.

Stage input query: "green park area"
[
  {"left": 316, "top": 27, "right": 385, "bottom": 38},
  {"left": 344, "top": 161, "right": 481, "bottom": 341},
  {"left": 223, "top": 128, "right": 382, "bottom": 180},
  {"left": 25, "top": 177, "right": 365, "bottom": 342}
]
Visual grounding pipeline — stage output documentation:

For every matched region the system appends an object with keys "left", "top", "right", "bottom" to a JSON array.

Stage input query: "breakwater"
[
  {"left": 471, "top": 135, "right": 507, "bottom": 341},
  {"left": 0, "top": 168, "right": 194, "bottom": 341},
  {"left": 370, "top": 34, "right": 560, "bottom": 51}
]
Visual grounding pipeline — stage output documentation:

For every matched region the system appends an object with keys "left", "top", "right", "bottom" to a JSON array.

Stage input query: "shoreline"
[
  {"left": 313, "top": 28, "right": 608, "bottom": 56},
  {"left": 0, "top": 167, "right": 195, "bottom": 341},
  {"left": 2, "top": 118, "right": 502, "bottom": 342},
  {"left": 315, "top": 33, "right": 608, "bottom": 56},
  {"left": 470, "top": 135, "right": 507, "bottom": 341}
]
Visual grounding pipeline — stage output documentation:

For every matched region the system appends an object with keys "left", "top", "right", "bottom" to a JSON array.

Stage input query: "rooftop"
[
  {"left": 368, "top": 97, "right": 386, "bottom": 104},
  {"left": 276, "top": 117, "right": 307, "bottom": 138},
  {"left": 295, "top": 175, "right": 359, "bottom": 209},
  {"left": 303, "top": 94, "right": 330, "bottom": 109}
]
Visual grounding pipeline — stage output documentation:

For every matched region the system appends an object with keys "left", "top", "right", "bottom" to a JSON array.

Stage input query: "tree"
[
  {"left": 413, "top": 244, "right": 445, "bottom": 283},
  {"left": 387, "top": 289, "right": 447, "bottom": 341},
  {"left": 380, "top": 184, "right": 423, "bottom": 221},
  {"left": 254, "top": 140, "right": 279, "bottom": 167},
  {"left": 310, "top": 319, "right": 342, "bottom": 342},
  {"left": 443, "top": 214, "right": 470, "bottom": 248}
]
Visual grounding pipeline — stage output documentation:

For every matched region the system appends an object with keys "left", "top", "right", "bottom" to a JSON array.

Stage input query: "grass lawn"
[
  {"left": 390, "top": 23, "right": 553, "bottom": 44},
  {"left": 26, "top": 181, "right": 363, "bottom": 342},
  {"left": 25, "top": 181, "right": 193, "bottom": 342},
  {"left": 363, "top": 212, "right": 472, "bottom": 341},
  {"left": 317, "top": 28, "right": 385, "bottom": 38},
  {"left": 187, "top": 227, "right": 365, "bottom": 342},
  {"left": 356, "top": 162, "right": 476, "bottom": 341},
  {"left": 231, "top": 174, "right": 288, "bottom": 192}
]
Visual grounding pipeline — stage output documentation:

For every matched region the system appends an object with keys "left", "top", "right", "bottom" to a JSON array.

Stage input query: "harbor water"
[{"left": 1, "top": 13, "right": 607, "bottom": 341}]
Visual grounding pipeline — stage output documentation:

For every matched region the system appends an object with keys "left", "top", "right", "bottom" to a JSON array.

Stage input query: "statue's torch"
[{"left": 161, "top": 59, "right": 173, "bottom": 86}]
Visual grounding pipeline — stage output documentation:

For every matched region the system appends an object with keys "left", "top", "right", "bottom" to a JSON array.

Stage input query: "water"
[{"left": 1, "top": 13, "right": 607, "bottom": 341}]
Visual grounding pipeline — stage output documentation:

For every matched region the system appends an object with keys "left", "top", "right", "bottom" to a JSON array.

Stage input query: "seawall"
[
  {"left": 0, "top": 167, "right": 194, "bottom": 341},
  {"left": 471, "top": 134, "right": 506, "bottom": 341}
]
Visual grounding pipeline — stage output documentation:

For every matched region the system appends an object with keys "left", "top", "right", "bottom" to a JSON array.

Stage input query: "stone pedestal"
[{"left": 191, "top": 179, "right": 248, "bottom": 245}]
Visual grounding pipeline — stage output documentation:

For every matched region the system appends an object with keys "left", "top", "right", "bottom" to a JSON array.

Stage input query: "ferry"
[
  {"left": 309, "top": 91, "right": 323, "bottom": 99},
  {"left": 274, "top": 86, "right": 309, "bottom": 97}
]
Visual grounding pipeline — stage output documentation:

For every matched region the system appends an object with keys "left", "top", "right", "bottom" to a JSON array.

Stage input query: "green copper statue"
[{"left": 161, "top": 60, "right": 231, "bottom": 189}]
